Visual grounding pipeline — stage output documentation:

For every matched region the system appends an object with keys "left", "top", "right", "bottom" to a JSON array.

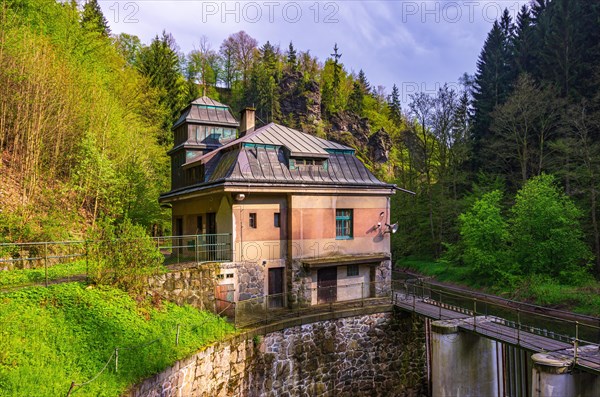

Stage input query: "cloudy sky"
[{"left": 101, "top": 0, "right": 529, "bottom": 102}]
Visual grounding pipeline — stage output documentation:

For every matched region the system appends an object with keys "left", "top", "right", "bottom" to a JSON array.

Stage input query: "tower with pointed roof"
[{"left": 169, "top": 97, "right": 239, "bottom": 191}]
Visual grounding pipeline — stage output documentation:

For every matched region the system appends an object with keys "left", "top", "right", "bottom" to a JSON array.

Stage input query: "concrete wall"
[
  {"left": 431, "top": 319, "right": 504, "bottom": 397},
  {"left": 126, "top": 310, "right": 428, "bottom": 397}
]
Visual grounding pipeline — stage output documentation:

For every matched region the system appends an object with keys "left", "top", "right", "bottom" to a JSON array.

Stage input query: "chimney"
[{"left": 239, "top": 107, "right": 256, "bottom": 138}]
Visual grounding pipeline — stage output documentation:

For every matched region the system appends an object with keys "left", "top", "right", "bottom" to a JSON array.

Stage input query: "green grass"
[
  {"left": 0, "top": 283, "right": 235, "bottom": 396},
  {"left": 0, "top": 260, "right": 88, "bottom": 289},
  {"left": 395, "top": 257, "right": 473, "bottom": 285},
  {"left": 395, "top": 257, "right": 600, "bottom": 316}
]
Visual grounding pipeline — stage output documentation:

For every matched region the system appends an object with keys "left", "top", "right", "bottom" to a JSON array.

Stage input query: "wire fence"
[{"left": 0, "top": 234, "right": 232, "bottom": 291}]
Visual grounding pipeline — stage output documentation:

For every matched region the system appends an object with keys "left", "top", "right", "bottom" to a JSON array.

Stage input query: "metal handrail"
[
  {"left": 391, "top": 275, "right": 600, "bottom": 373},
  {"left": 233, "top": 280, "right": 392, "bottom": 328}
]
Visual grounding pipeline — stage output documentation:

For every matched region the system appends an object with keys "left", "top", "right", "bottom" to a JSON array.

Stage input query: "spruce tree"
[
  {"left": 387, "top": 84, "right": 402, "bottom": 125},
  {"left": 535, "top": 0, "right": 586, "bottom": 98},
  {"left": 357, "top": 69, "right": 370, "bottom": 93},
  {"left": 137, "top": 31, "right": 189, "bottom": 145},
  {"left": 511, "top": 5, "right": 535, "bottom": 76},
  {"left": 472, "top": 20, "right": 513, "bottom": 167},
  {"left": 81, "top": 0, "right": 110, "bottom": 37},
  {"left": 347, "top": 81, "right": 364, "bottom": 115},
  {"left": 287, "top": 41, "right": 297, "bottom": 70},
  {"left": 330, "top": 43, "right": 342, "bottom": 94}
]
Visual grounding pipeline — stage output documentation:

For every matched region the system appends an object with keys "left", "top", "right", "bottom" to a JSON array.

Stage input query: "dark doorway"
[
  {"left": 206, "top": 213, "right": 216, "bottom": 260},
  {"left": 268, "top": 268, "right": 284, "bottom": 308},
  {"left": 196, "top": 216, "right": 203, "bottom": 234},
  {"left": 317, "top": 267, "right": 337, "bottom": 304},
  {"left": 206, "top": 213, "right": 216, "bottom": 234}
]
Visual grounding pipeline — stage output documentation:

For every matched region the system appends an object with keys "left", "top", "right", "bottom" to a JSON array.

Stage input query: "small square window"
[
  {"left": 347, "top": 264, "right": 359, "bottom": 277},
  {"left": 274, "top": 213, "right": 281, "bottom": 228},
  {"left": 249, "top": 213, "right": 257, "bottom": 228},
  {"left": 226, "top": 273, "right": 234, "bottom": 279}
]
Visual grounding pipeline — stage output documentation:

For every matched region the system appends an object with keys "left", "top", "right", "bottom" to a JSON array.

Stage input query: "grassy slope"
[
  {"left": 396, "top": 258, "right": 600, "bottom": 317},
  {"left": 0, "top": 283, "right": 234, "bottom": 396}
]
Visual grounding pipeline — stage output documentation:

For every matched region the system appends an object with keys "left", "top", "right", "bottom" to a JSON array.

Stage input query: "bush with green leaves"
[
  {"left": 89, "top": 218, "right": 164, "bottom": 294},
  {"left": 510, "top": 174, "right": 592, "bottom": 282},
  {"left": 449, "top": 174, "right": 592, "bottom": 286},
  {"left": 456, "top": 190, "right": 511, "bottom": 284}
]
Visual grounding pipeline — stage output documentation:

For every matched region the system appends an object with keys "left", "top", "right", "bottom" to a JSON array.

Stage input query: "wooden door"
[
  {"left": 216, "top": 283, "right": 235, "bottom": 317},
  {"left": 268, "top": 268, "right": 284, "bottom": 308},
  {"left": 317, "top": 267, "right": 337, "bottom": 304}
]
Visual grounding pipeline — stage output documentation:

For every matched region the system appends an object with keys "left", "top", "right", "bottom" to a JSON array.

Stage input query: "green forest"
[{"left": 1, "top": 0, "right": 600, "bottom": 306}]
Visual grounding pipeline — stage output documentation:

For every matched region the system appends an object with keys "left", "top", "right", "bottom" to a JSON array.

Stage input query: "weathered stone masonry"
[{"left": 126, "top": 310, "right": 427, "bottom": 397}]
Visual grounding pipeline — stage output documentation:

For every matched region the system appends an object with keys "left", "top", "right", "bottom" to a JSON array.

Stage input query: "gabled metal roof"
[
  {"left": 246, "top": 124, "right": 350, "bottom": 157},
  {"left": 184, "top": 123, "right": 353, "bottom": 167}
]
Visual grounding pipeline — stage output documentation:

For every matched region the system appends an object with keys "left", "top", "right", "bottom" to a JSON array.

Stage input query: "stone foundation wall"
[
  {"left": 126, "top": 310, "right": 427, "bottom": 397},
  {"left": 147, "top": 264, "right": 219, "bottom": 311},
  {"left": 235, "top": 261, "right": 266, "bottom": 300}
]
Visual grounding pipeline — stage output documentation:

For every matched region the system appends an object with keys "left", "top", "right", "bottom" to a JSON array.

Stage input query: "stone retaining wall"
[{"left": 126, "top": 309, "right": 427, "bottom": 397}]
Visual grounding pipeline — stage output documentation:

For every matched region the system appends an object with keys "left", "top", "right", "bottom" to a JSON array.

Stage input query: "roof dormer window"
[{"left": 289, "top": 158, "right": 328, "bottom": 171}]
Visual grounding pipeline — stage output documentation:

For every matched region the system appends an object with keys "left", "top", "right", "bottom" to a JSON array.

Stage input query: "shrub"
[
  {"left": 456, "top": 190, "right": 511, "bottom": 284},
  {"left": 510, "top": 174, "right": 592, "bottom": 282},
  {"left": 89, "top": 218, "right": 164, "bottom": 295}
]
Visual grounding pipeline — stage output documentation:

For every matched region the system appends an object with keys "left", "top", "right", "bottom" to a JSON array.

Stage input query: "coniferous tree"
[
  {"left": 512, "top": 5, "right": 535, "bottom": 76},
  {"left": 137, "top": 31, "right": 189, "bottom": 145},
  {"left": 331, "top": 43, "right": 342, "bottom": 94},
  {"left": 357, "top": 69, "right": 370, "bottom": 93},
  {"left": 535, "top": 0, "right": 586, "bottom": 99},
  {"left": 387, "top": 84, "right": 402, "bottom": 125},
  {"left": 347, "top": 81, "right": 364, "bottom": 115},
  {"left": 287, "top": 41, "right": 297, "bottom": 71},
  {"left": 81, "top": 0, "right": 110, "bottom": 37},
  {"left": 472, "top": 20, "right": 513, "bottom": 167}
]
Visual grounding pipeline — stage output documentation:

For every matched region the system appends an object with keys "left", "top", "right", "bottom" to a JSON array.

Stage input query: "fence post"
[
  {"left": 176, "top": 324, "right": 181, "bottom": 346},
  {"left": 439, "top": 291, "right": 442, "bottom": 319},
  {"left": 574, "top": 321, "right": 579, "bottom": 365},
  {"left": 84, "top": 240, "right": 89, "bottom": 281},
  {"left": 361, "top": 282, "right": 364, "bottom": 307},
  {"left": 473, "top": 298, "right": 477, "bottom": 331},
  {"left": 65, "top": 381, "right": 76, "bottom": 397},
  {"left": 517, "top": 308, "right": 521, "bottom": 346},
  {"left": 44, "top": 243, "right": 49, "bottom": 287}
]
